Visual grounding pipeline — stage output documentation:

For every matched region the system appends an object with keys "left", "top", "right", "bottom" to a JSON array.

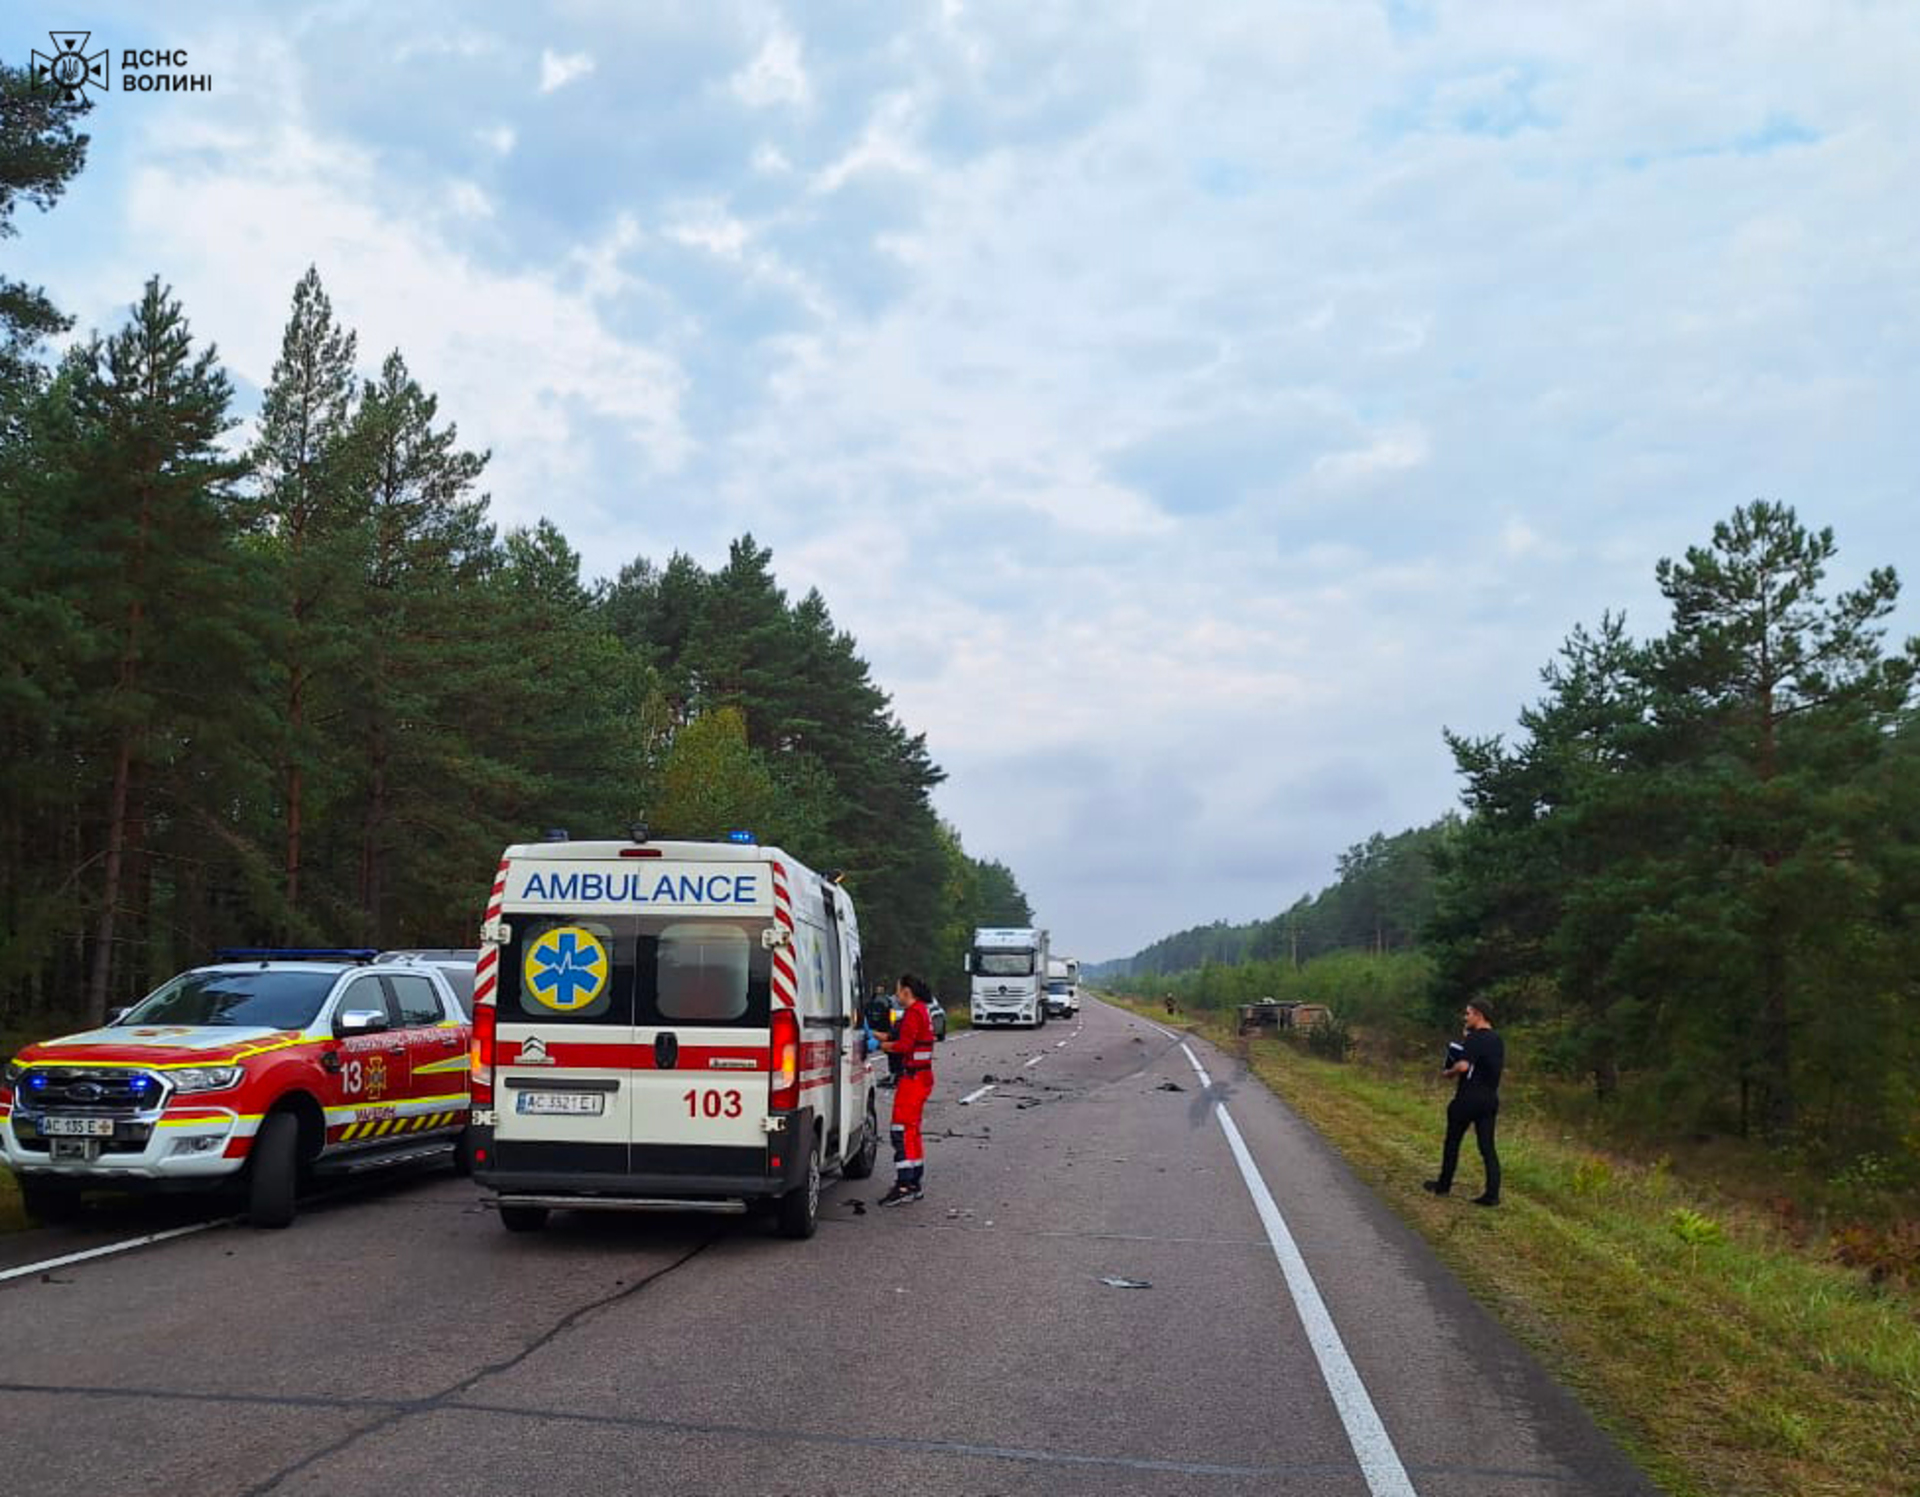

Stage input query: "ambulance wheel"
[
  {"left": 246, "top": 1111, "right": 300, "bottom": 1229},
  {"left": 20, "top": 1177, "right": 84, "bottom": 1224},
  {"left": 843, "top": 1100, "right": 880, "bottom": 1180},
  {"left": 776, "top": 1139, "right": 822, "bottom": 1239}
]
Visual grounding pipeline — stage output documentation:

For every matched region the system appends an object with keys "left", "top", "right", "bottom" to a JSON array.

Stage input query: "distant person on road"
[
  {"left": 878, "top": 973, "right": 936, "bottom": 1207},
  {"left": 1424, "top": 998, "right": 1504, "bottom": 1207}
]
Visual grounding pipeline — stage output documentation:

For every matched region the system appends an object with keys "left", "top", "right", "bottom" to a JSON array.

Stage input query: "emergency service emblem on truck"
[{"left": 468, "top": 835, "right": 879, "bottom": 1238}]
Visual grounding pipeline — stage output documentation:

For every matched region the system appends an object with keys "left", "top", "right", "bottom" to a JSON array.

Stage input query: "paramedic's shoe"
[
  {"left": 1422, "top": 1180, "right": 1450, "bottom": 1196},
  {"left": 877, "top": 1183, "right": 922, "bottom": 1208}
]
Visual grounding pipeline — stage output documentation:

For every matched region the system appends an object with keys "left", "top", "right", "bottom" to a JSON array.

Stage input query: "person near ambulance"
[{"left": 879, "top": 973, "right": 935, "bottom": 1206}]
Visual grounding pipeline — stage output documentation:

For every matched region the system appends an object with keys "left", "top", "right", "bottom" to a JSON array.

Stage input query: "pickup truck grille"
[{"left": 16, "top": 1066, "right": 164, "bottom": 1112}]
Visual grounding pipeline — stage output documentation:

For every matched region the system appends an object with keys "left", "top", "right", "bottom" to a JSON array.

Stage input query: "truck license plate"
[
  {"left": 42, "top": 1116, "right": 115, "bottom": 1137},
  {"left": 516, "top": 1092, "right": 604, "bottom": 1116}
]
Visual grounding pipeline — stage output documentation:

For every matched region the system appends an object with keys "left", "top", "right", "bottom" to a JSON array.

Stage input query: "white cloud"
[
  {"left": 813, "top": 92, "right": 929, "bottom": 192},
  {"left": 731, "top": 25, "right": 810, "bottom": 109},
  {"left": 446, "top": 180, "right": 493, "bottom": 218},
  {"left": 16, "top": 1, "right": 1919, "bottom": 959},
  {"left": 539, "top": 49, "right": 596, "bottom": 94},
  {"left": 1311, "top": 427, "right": 1431, "bottom": 485}
]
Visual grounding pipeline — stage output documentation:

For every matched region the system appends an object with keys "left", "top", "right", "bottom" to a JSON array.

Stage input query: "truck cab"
[{"left": 967, "top": 926, "right": 1049, "bottom": 1028}]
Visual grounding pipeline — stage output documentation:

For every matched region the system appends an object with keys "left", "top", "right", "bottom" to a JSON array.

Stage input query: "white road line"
[
  {"left": 0, "top": 1219, "right": 229, "bottom": 1285},
  {"left": 959, "top": 1085, "right": 995, "bottom": 1106},
  {"left": 1180, "top": 1042, "right": 1418, "bottom": 1497},
  {"left": 1151, "top": 1025, "right": 1177, "bottom": 1040},
  {"left": 1054, "top": 1039, "right": 1068, "bottom": 1048},
  {"left": 1022, "top": 1054, "right": 1044, "bottom": 1068}
]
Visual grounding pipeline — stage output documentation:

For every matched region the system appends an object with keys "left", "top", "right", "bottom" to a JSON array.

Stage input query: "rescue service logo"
[
  {"left": 523, "top": 927, "right": 611, "bottom": 1014},
  {"left": 27, "top": 32, "right": 215, "bottom": 99},
  {"left": 31, "top": 32, "right": 107, "bottom": 103}
]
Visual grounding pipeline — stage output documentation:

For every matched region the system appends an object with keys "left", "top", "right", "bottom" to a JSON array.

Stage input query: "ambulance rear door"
[
  {"left": 629, "top": 911, "right": 774, "bottom": 1174},
  {"left": 491, "top": 915, "right": 636, "bottom": 1181}
]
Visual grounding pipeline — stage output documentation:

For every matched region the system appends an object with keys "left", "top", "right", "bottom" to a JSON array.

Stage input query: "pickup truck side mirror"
[
  {"left": 336, "top": 1009, "right": 390, "bottom": 1037},
  {"left": 106, "top": 1007, "right": 130, "bottom": 1025}
]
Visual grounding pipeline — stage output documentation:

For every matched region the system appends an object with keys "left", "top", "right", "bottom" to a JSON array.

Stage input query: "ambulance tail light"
[
  {"left": 471, "top": 1000, "right": 495, "bottom": 1105},
  {"left": 768, "top": 1007, "right": 799, "bottom": 1111}
]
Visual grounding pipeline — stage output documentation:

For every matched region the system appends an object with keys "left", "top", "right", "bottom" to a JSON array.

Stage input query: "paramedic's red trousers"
[{"left": 890, "top": 1069, "right": 933, "bottom": 1186}]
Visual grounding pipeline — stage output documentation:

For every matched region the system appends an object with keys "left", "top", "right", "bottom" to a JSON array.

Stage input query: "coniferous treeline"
[
  {"left": 1087, "top": 821, "right": 1450, "bottom": 981},
  {"left": 1110, "top": 506, "right": 1920, "bottom": 1156},
  {"left": 0, "top": 72, "right": 1028, "bottom": 1031}
]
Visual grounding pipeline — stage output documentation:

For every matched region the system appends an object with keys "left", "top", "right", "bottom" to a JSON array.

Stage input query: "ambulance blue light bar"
[{"left": 727, "top": 829, "right": 757, "bottom": 844}]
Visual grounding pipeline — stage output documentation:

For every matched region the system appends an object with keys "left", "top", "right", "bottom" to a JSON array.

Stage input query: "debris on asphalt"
[
  {"left": 1156, "top": 1080, "right": 1185, "bottom": 1092},
  {"left": 981, "top": 1073, "right": 999, "bottom": 1084},
  {"left": 1131, "top": 1036, "right": 1145, "bottom": 1044},
  {"left": 851, "top": 1201, "right": 867, "bottom": 1216},
  {"left": 1099, "top": 1275, "right": 1152, "bottom": 1289}
]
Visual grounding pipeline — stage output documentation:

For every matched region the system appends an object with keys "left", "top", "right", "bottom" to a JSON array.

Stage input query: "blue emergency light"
[{"left": 727, "top": 829, "right": 757, "bottom": 844}]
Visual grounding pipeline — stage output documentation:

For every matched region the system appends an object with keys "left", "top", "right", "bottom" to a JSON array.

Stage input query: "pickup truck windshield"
[{"left": 119, "top": 970, "right": 338, "bottom": 1030}]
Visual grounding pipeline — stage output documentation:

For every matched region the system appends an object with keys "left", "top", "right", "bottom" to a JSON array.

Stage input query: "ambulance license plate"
[
  {"left": 516, "top": 1092, "right": 604, "bottom": 1116},
  {"left": 51, "top": 1138, "right": 100, "bottom": 1161},
  {"left": 42, "top": 1116, "right": 115, "bottom": 1137}
]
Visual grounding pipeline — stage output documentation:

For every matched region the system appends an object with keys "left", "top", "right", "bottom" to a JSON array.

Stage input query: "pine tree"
[
  {"left": 61, "top": 279, "right": 245, "bottom": 1021},
  {"left": 1646, "top": 502, "right": 1915, "bottom": 1136},
  {"left": 0, "top": 62, "right": 89, "bottom": 394},
  {"left": 339, "top": 349, "right": 491, "bottom": 939},
  {"left": 249, "top": 266, "right": 363, "bottom": 925}
]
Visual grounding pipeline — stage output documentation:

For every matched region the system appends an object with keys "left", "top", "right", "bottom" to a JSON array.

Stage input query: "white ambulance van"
[{"left": 467, "top": 835, "right": 879, "bottom": 1238}]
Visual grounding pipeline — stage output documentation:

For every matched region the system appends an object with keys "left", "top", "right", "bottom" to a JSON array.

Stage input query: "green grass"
[{"left": 1106, "top": 995, "right": 1920, "bottom": 1497}]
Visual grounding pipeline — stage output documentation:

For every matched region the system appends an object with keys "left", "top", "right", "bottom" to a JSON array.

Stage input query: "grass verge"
[{"left": 1108, "top": 997, "right": 1920, "bottom": 1497}]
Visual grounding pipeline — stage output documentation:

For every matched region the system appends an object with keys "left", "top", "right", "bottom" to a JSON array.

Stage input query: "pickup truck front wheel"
[{"left": 246, "top": 1111, "right": 300, "bottom": 1229}]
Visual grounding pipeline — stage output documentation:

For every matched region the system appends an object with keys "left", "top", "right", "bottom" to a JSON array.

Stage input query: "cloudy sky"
[{"left": 12, "top": 2, "right": 1918, "bottom": 961}]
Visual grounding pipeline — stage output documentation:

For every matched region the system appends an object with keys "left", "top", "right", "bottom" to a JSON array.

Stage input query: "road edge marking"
[
  {"left": 0, "top": 1219, "right": 230, "bottom": 1285},
  {"left": 959, "top": 1085, "right": 995, "bottom": 1106},
  {"left": 1180, "top": 1041, "right": 1418, "bottom": 1497}
]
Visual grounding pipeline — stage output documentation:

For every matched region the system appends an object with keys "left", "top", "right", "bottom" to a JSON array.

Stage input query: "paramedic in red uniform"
[{"left": 879, "top": 974, "right": 936, "bottom": 1206}]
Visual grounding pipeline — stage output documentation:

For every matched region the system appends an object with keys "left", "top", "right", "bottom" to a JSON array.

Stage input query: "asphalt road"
[{"left": 0, "top": 999, "right": 1658, "bottom": 1497}]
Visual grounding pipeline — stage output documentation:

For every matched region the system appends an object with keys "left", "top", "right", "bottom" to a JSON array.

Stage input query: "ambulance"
[{"left": 467, "top": 834, "right": 879, "bottom": 1238}]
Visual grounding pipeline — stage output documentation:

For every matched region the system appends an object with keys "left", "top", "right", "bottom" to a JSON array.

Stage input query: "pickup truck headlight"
[{"left": 168, "top": 1066, "right": 244, "bottom": 1093}]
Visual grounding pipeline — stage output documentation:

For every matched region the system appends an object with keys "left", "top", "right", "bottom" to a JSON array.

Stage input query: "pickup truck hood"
[{"left": 20, "top": 1025, "right": 300, "bottom": 1067}]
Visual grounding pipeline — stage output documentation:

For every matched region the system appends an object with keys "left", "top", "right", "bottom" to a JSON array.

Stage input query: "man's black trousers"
[{"left": 1438, "top": 1095, "right": 1500, "bottom": 1201}]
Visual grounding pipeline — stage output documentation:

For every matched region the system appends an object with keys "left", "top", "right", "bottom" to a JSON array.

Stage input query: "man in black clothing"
[{"left": 1424, "top": 998, "right": 1504, "bottom": 1206}]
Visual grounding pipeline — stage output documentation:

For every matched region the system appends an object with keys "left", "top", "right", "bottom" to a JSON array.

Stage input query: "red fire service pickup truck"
[{"left": 1, "top": 949, "right": 472, "bottom": 1227}]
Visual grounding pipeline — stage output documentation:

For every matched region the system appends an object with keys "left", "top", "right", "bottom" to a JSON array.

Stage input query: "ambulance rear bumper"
[{"left": 471, "top": 1106, "right": 815, "bottom": 1203}]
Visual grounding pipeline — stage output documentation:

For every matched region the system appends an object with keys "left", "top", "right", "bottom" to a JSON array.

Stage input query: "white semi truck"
[
  {"left": 1044, "top": 955, "right": 1080, "bottom": 1019},
  {"left": 967, "top": 927, "right": 1049, "bottom": 1028}
]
